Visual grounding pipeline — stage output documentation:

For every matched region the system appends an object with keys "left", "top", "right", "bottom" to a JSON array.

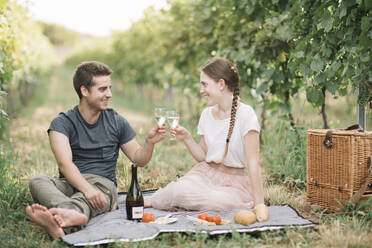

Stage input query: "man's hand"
[
  {"left": 83, "top": 186, "right": 107, "bottom": 210},
  {"left": 146, "top": 123, "right": 166, "bottom": 144}
]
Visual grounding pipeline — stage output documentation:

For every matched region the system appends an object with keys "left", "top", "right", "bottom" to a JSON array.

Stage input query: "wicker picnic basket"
[{"left": 306, "top": 125, "right": 372, "bottom": 211}]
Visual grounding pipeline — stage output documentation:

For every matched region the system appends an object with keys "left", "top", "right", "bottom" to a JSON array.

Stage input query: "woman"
[{"left": 145, "top": 57, "right": 268, "bottom": 221}]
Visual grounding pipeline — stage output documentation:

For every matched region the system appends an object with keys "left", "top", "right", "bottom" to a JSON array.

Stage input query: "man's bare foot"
[
  {"left": 49, "top": 208, "right": 88, "bottom": 228},
  {"left": 144, "top": 196, "right": 152, "bottom": 208},
  {"left": 26, "top": 204, "right": 65, "bottom": 239}
]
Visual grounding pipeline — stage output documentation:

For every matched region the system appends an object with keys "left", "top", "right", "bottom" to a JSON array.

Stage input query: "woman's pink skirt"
[{"left": 148, "top": 161, "right": 254, "bottom": 211}]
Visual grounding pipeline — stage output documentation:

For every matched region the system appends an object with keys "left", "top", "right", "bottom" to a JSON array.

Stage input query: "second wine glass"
[{"left": 166, "top": 110, "right": 179, "bottom": 140}]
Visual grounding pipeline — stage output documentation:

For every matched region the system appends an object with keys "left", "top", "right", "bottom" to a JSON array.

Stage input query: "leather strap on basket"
[
  {"left": 323, "top": 124, "right": 364, "bottom": 149},
  {"left": 344, "top": 124, "right": 364, "bottom": 131},
  {"left": 351, "top": 156, "right": 372, "bottom": 205}
]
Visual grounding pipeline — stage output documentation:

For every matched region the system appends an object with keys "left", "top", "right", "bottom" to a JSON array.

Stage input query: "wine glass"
[
  {"left": 166, "top": 110, "right": 179, "bottom": 140},
  {"left": 154, "top": 108, "right": 166, "bottom": 127}
]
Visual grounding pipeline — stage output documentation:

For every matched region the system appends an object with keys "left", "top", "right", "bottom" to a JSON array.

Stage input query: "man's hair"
[{"left": 73, "top": 61, "right": 113, "bottom": 99}]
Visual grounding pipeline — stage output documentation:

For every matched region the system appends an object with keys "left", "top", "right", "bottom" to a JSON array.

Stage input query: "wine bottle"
[{"left": 125, "top": 164, "right": 144, "bottom": 220}]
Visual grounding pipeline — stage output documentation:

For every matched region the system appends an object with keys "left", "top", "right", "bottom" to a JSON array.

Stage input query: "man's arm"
[
  {"left": 49, "top": 131, "right": 107, "bottom": 210},
  {"left": 120, "top": 124, "right": 166, "bottom": 167}
]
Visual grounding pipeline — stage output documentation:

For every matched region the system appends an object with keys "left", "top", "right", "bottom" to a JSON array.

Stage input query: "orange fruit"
[
  {"left": 142, "top": 212, "right": 155, "bottom": 223},
  {"left": 198, "top": 213, "right": 208, "bottom": 221}
]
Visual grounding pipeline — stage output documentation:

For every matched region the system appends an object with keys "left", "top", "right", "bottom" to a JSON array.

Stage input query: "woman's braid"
[{"left": 222, "top": 87, "right": 240, "bottom": 162}]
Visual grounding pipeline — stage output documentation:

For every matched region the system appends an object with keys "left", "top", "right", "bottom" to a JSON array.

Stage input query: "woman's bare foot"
[
  {"left": 49, "top": 208, "right": 88, "bottom": 228},
  {"left": 26, "top": 204, "right": 65, "bottom": 239}
]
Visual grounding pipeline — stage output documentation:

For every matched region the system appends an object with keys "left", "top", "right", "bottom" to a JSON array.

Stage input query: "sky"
[{"left": 21, "top": 0, "right": 168, "bottom": 36}]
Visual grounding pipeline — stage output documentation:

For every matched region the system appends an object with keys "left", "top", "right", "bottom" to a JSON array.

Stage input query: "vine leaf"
[
  {"left": 310, "top": 55, "right": 324, "bottom": 72},
  {"left": 306, "top": 87, "right": 323, "bottom": 106}
]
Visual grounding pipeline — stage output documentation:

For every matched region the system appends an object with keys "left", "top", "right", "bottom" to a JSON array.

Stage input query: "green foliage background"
[
  {"left": 0, "top": 0, "right": 55, "bottom": 132},
  {"left": 65, "top": 0, "right": 371, "bottom": 122}
]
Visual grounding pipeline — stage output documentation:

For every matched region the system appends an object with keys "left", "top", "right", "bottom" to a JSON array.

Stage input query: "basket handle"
[
  {"left": 323, "top": 124, "right": 364, "bottom": 149},
  {"left": 351, "top": 156, "right": 372, "bottom": 205}
]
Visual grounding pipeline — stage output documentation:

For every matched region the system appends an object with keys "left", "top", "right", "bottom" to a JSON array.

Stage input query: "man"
[{"left": 25, "top": 61, "right": 166, "bottom": 239}]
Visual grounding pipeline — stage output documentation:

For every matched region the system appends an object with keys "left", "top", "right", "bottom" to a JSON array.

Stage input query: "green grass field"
[{"left": 0, "top": 66, "right": 371, "bottom": 247}]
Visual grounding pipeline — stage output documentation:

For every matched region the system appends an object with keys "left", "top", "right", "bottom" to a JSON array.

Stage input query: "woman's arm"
[
  {"left": 171, "top": 125, "right": 206, "bottom": 162},
  {"left": 244, "top": 130, "right": 264, "bottom": 205}
]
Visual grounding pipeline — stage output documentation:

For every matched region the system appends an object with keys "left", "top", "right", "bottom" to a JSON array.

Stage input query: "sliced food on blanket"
[
  {"left": 154, "top": 217, "right": 178, "bottom": 224},
  {"left": 188, "top": 215, "right": 231, "bottom": 225},
  {"left": 187, "top": 215, "right": 216, "bottom": 225},
  {"left": 206, "top": 215, "right": 221, "bottom": 225},
  {"left": 220, "top": 219, "right": 231, "bottom": 225},
  {"left": 197, "top": 213, "right": 208, "bottom": 221}
]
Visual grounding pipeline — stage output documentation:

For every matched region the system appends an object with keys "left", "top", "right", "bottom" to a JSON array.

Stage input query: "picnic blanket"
[{"left": 61, "top": 190, "right": 316, "bottom": 246}]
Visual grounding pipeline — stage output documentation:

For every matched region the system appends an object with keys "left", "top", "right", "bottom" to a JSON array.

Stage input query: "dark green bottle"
[{"left": 125, "top": 164, "right": 144, "bottom": 220}]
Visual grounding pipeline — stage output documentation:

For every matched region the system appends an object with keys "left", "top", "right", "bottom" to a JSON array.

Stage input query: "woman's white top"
[{"left": 197, "top": 103, "right": 260, "bottom": 168}]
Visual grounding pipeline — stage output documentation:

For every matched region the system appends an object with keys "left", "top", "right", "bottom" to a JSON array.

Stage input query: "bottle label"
[{"left": 132, "top": 206, "right": 144, "bottom": 219}]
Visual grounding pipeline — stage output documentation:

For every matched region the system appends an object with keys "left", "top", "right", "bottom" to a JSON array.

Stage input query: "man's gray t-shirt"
[{"left": 48, "top": 105, "right": 136, "bottom": 185}]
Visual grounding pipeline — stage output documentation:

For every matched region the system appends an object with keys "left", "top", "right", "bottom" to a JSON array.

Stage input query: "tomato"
[
  {"left": 206, "top": 215, "right": 213, "bottom": 222},
  {"left": 207, "top": 215, "right": 221, "bottom": 225},
  {"left": 198, "top": 213, "right": 208, "bottom": 221},
  {"left": 142, "top": 212, "right": 155, "bottom": 223}
]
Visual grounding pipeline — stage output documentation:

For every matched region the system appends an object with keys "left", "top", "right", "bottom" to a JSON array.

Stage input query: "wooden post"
[{"left": 357, "top": 86, "right": 366, "bottom": 131}]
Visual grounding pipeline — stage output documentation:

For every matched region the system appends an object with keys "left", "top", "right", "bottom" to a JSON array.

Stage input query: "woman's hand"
[{"left": 170, "top": 125, "right": 191, "bottom": 141}]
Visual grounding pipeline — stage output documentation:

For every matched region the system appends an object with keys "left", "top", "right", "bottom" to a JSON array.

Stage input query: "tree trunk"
[
  {"left": 137, "top": 83, "right": 144, "bottom": 100},
  {"left": 282, "top": 62, "right": 297, "bottom": 133},
  {"left": 165, "top": 85, "right": 172, "bottom": 107},
  {"left": 321, "top": 86, "right": 329, "bottom": 129},
  {"left": 186, "top": 94, "right": 193, "bottom": 120},
  {"left": 260, "top": 95, "right": 266, "bottom": 131},
  {"left": 284, "top": 90, "right": 297, "bottom": 132},
  {"left": 259, "top": 94, "right": 266, "bottom": 147},
  {"left": 194, "top": 93, "right": 202, "bottom": 121}
]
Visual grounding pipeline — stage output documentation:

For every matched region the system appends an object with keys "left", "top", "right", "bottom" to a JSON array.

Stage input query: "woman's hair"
[{"left": 201, "top": 57, "right": 240, "bottom": 162}]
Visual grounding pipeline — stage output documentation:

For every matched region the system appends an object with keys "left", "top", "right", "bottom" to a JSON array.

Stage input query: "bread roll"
[
  {"left": 234, "top": 210, "right": 257, "bottom": 226},
  {"left": 254, "top": 203, "right": 269, "bottom": 222}
]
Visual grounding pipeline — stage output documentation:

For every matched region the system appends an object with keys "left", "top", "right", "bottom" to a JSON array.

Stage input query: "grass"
[
  {"left": 262, "top": 120, "right": 307, "bottom": 190},
  {"left": 0, "top": 65, "right": 371, "bottom": 247}
]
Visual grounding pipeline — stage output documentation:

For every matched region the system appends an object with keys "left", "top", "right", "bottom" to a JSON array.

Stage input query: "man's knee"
[{"left": 29, "top": 175, "right": 52, "bottom": 199}]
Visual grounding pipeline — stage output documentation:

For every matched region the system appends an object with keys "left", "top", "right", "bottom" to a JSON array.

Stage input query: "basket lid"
[{"left": 307, "top": 129, "right": 372, "bottom": 137}]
